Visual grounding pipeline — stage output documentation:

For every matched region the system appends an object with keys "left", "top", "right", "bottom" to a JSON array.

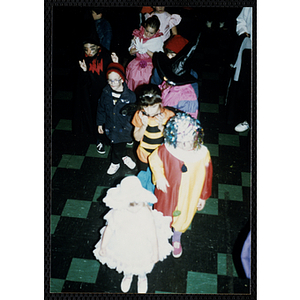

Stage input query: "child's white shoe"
[
  {"left": 121, "top": 274, "right": 133, "bottom": 293},
  {"left": 122, "top": 156, "right": 136, "bottom": 169},
  {"left": 107, "top": 163, "right": 120, "bottom": 175},
  {"left": 137, "top": 275, "right": 148, "bottom": 293}
]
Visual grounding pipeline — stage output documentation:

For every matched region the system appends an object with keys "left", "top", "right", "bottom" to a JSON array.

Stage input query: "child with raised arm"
[
  {"left": 93, "top": 176, "right": 173, "bottom": 293},
  {"left": 72, "top": 33, "right": 115, "bottom": 152},
  {"left": 126, "top": 16, "right": 164, "bottom": 91},
  {"left": 148, "top": 113, "right": 213, "bottom": 258},
  {"left": 145, "top": 6, "right": 181, "bottom": 42},
  {"left": 131, "top": 84, "right": 174, "bottom": 191}
]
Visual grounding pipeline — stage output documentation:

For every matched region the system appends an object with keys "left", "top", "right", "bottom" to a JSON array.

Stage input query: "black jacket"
[{"left": 97, "top": 83, "right": 136, "bottom": 143}]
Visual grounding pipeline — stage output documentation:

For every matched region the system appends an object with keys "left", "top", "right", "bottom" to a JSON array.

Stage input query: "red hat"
[
  {"left": 164, "top": 35, "right": 189, "bottom": 54},
  {"left": 106, "top": 63, "right": 126, "bottom": 81}
]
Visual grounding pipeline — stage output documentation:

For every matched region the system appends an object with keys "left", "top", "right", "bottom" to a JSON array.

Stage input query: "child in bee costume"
[{"left": 93, "top": 176, "right": 173, "bottom": 293}]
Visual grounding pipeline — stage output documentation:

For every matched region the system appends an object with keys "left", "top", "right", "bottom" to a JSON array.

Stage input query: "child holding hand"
[
  {"left": 148, "top": 113, "right": 213, "bottom": 258},
  {"left": 93, "top": 176, "right": 173, "bottom": 293},
  {"left": 131, "top": 84, "right": 174, "bottom": 191}
]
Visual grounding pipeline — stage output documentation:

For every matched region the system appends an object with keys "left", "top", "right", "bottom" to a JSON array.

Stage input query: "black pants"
[{"left": 111, "top": 142, "right": 127, "bottom": 164}]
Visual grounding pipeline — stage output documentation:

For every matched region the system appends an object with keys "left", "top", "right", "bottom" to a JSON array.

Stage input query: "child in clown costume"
[
  {"left": 93, "top": 176, "right": 173, "bottom": 293},
  {"left": 148, "top": 113, "right": 213, "bottom": 258}
]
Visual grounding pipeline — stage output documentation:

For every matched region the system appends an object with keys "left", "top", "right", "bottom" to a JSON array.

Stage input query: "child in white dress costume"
[{"left": 93, "top": 176, "right": 173, "bottom": 293}]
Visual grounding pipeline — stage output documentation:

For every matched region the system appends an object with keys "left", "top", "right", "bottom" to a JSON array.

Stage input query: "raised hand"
[{"left": 79, "top": 59, "right": 87, "bottom": 72}]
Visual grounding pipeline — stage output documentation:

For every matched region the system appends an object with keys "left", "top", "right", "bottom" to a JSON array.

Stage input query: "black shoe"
[{"left": 96, "top": 142, "right": 105, "bottom": 154}]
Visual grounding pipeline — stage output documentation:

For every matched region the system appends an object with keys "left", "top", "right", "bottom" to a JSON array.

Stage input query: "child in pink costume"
[
  {"left": 93, "top": 176, "right": 173, "bottom": 293},
  {"left": 126, "top": 16, "right": 164, "bottom": 91},
  {"left": 160, "top": 82, "right": 198, "bottom": 119},
  {"left": 145, "top": 6, "right": 181, "bottom": 42}
]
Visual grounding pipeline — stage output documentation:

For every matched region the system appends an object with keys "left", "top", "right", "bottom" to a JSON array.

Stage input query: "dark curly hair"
[
  {"left": 144, "top": 15, "right": 160, "bottom": 32},
  {"left": 137, "top": 84, "right": 162, "bottom": 109}
]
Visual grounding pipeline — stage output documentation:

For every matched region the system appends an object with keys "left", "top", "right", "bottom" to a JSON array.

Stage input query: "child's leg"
[
  {"left": 107, "top": 143, "right": 123, "bottom": 175},
  {"left": 172, "top": 230, "right": 183, "bottom": 258},
  {"left": 137, "top": 273, "right": 148, "bottom": 294},
  {"left": 172, "top": 230, "right": 182, "bottom": 243},
  {"left": 111, "top": 142, "right": 126, "bottom": 164},
  {"left": 121, "top": 272, "right": 133, "bottom": 293}
]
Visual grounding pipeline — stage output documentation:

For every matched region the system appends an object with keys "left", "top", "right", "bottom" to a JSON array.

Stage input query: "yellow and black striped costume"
[{"left": 132, "top": 108, "right": 174, "bottom": 164}]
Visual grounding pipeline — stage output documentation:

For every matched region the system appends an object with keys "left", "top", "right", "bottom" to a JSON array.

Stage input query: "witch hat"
[{"left": 153, "top": 33, "right": 201, "bottom": 86}]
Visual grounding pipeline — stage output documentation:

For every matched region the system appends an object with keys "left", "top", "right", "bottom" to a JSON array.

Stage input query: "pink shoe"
[{"left": 172, "top": 241, "right": 182, "bottom": 258}]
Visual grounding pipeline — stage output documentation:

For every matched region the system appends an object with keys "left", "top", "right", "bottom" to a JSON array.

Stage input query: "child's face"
[
  {"left": 144, "top": 25, "right": 157, "bottom": 38},
  {"left": 176, "top": 130, "right": 196, "bottom": 151},
  {"left": 176, "top": 139, "right": 195, "bottom": 151},
  {"left": 166, "top": 51, "right": 177, "bottom": 59},
  {"left": 142, "top": 103, "right": 161, "bottom": 117},
  {"left": 91, "top": 11, "right": 102, "bottom": 20},
  {"left": 154, "top": 6, "right": 165, "bottom": 13},
  {"left": 107, "top": 72, "right": 123, "bottom": 92},
  {"left": 84, "top": 43, "right": 100, "bottom": 57}
]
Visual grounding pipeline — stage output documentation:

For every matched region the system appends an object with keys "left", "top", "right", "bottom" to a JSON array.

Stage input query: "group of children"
[{"left": 72, "top": 6, "right": 213, "bottom": 294}]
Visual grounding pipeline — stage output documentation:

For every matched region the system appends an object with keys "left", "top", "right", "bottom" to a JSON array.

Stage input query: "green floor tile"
[
  {"left": 126, "top": 142, "right": 134, "bottom": 149},
  {"left": 218, "top": 253, "right": 238, "bottom": 277},
  {"left": 61, "top": 199, "right": 92, "bottom": 218},
  {"left": 197, "top": 198, "right": 218, "bottom": 215},
  {"left": 54, "top": 90, "right": 73, "bottom": 100},
  {"left": 58, "top": 154, "right": 85, "bottom": 169},
  {"left": 217, "top": 253, "right": 227, "bottom": 275},
  {"left": 86, "top": 144, "right": 110, "bottom": 159},
  {"left": 218, "top": 133, "right": 240, "bottom": 147},
  {"left": 55, "top": 119, "right": 72, "bottom": 131},
  {"left": 205, "top": 143, "right": 219, "bottom": 157},
  {"left": 200, "top": 103, "right": 219, "bottom": 113},
  {"left": 238, "top": 129, "right": 250, "bottom": 136},
  {"left": 93, "top": 186, "right": 109, "bottom": 202},
  {"left": 51, "top": 215, "right": 60, "bottom": 234},
  {"left": 50, "top": 278, "right": 65, "bottom": 293},
  {"left": 241, "top": 172, "right": 251, "bottom": 187},
  {"left": 66, "top": 258, "right": 100, "bottom": 284},
  {"left": 218, "top": 184, "right": 243, "bottom": 201},
  {"left": 186, "top": 271, "right": 218, "bottom": 294}
]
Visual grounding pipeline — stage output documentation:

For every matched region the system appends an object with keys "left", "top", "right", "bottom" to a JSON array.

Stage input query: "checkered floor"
[{"left": 48, "top": 7, "right": 253, "bottom": 295}]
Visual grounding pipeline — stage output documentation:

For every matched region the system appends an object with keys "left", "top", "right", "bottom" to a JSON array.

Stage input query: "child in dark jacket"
[{"left": 97, "top": 63, "right": 137, "bottom": 175}]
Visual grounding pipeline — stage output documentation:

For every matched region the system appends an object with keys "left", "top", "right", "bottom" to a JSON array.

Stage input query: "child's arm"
[
  {"left": 111, "top": 52, "right": 118, "bottom": 63},
  {"left": 79, "top": 60, "right": 87, "bottom": 72},
  {"left": 146, "top": 49, "right": 154, "bottom": 58},
  {"left": 197, "top": 157, "right": 213, "bottom": 211},
  {"left": 129, "top": 37, "right": 138, "bottom": 55},
  {"left": 148, "top": 148, "right": 170, "bottom": 193},
  {"left": 98, "top": 125, "right": 104, "bottom": 134},
  {"left": 171, "top": 26, "right": 178, "bottom": 36},
  {"left": 133, "top": 111, "right": 148, "bottom": 141}
]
